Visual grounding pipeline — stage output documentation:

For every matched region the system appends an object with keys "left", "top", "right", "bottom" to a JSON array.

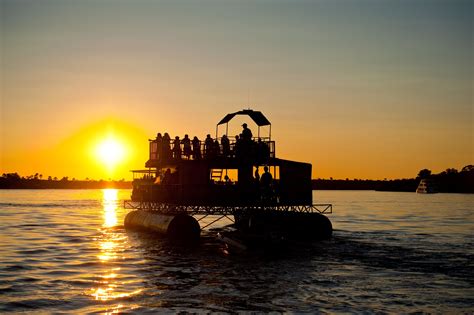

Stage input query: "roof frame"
[{"left": 217, "top": 109, "right": 271, "bottom": 126}]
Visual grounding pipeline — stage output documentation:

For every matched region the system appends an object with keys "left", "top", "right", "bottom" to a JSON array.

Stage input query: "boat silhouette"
[{"left": 124, "top": 110, "right": 333, "bottom": 247}]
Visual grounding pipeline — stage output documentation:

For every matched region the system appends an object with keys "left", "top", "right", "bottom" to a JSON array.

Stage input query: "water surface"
[{"left": 0, "top": 189, "right": 472, "bottom": 313}]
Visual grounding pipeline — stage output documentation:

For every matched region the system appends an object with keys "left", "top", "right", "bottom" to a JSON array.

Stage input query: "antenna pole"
[{"left": 247, "top": 88, "right": 250, "bottom": 109}]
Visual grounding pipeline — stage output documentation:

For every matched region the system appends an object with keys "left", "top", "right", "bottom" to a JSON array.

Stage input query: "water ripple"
[{"left": 0, "top": 190, "right": 473, "bottom": 313}]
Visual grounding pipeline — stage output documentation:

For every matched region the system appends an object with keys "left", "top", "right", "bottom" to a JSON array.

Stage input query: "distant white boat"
[{"left": 416, "top": 179, "right": 438, "bottom": 194}]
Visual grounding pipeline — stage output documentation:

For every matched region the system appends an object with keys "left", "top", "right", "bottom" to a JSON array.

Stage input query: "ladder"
[{"left": 210, "top": 169, "right": 223, "bottom": 181}]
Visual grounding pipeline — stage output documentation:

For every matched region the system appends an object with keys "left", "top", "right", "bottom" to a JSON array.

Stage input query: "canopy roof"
[{"left": 217, "top": 109, "right": 271, "bottom": 126}]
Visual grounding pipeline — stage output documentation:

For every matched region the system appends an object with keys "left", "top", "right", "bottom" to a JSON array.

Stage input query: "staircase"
[{"left": 210, "top": 169, "right": 223, "bottom": 182}]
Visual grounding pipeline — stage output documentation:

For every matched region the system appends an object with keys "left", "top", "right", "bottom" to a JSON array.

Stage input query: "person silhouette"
[
  {"left": 221, "top": 134, "right": 230, "bottom": 157},
  {"left": 172, "top": 136, "right": 181, "bottom": 159},
  {"left": 241, "top": 123, "right": 252, "bottom": 141},
  {"left": 204, "top": 134, "right": 213, "bottom": 158},
  {"left": 234, "top": 135, "right": 242, "bottom": 159},
  {"left": 182, "top": 134, "right": 192, "bottom": 159},
  {"left": 260, "top": 166, "right": 273, "bottom": 201},
  {"left": 155, "top": 133, "right": 163, "bottom": 160},
  {"left": 213, "top": 139, "right": 220, "bottom": 157},
  {"left": 162, "top": 133, "right": 171, "bottom": 160},
  {"left": 192, "top": 136, "right": 201, "bottom": 160},
  {"left": 254, "top": 167, "right": 261, "bottom": 196}
]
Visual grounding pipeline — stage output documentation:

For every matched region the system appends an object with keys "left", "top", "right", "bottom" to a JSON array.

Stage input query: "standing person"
[
  {"left": 221, "top": 134, "right": 230, "bottom": 157},
  {"left": 155, "top": 133, "right": 163, "bottom": 160},
  {"left": 204, "top": 134, "right": 213, "bottom": 158},
  {"left": 192, "top": 136, "right": 201, "bottom": 160},
  {"left": 213, "top": 139, "right": 220, "bottom": 157},
  {"left": 241, "top": 123, "right": 253, "bottom": 141},
  {"left": 234, "top": 135, "right": 242, "bottom": 159},
  {"left": 240, "top": 123, "right": 253, "bottom": 160},
  {"left": 182, "top": 134, "right": 192, "bottom": 159},
  {"left": 172, "top": 136, "right": 182, "bottom": 159},
  {"left": 254, "top": 168, "right": 260, "bottom": 182},
  {"left": 254, "top": 167, "right": 261, "bottom": 197},
  {"left": 162, "top": 133, "right": 171, "bottom": 160},
  {"left": 260, "top": 166, "right": 273, "bottom": 201}
]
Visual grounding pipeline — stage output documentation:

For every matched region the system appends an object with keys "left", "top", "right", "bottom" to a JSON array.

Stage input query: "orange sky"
[{"left": 1, "top": 1, "right": 472, "bottom": 180}]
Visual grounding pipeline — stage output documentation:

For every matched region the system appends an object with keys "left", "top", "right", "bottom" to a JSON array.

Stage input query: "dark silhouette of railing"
[{"left": 148, "top": 136, "right": 275, "bottom": 162}]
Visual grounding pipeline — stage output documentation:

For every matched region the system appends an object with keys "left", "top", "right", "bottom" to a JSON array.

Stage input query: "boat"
[
  {"left": 416, "top": 178, "right": 438, "bottom": 194},
  {"left": 124, "top": 109, "right": 333, "bottom": 245}
]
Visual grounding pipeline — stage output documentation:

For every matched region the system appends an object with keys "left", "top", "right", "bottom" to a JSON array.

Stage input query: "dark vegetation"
[
  {"left": 0, "top": 173, "right": 132, "bottom": 189},
  {"left": 1, "top": 165, "right": 472, "bottom": 193},
  {"left": 312, "top": 165, "right": 474, "bottom": 193}
]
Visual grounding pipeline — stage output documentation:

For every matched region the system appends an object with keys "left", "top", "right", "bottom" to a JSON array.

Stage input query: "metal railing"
[
  {"left": 123, "top": 200, "right": 332, "bottom": 215},
  {"left": 148, "top": 137, "right": 275, "bottom": 161}
]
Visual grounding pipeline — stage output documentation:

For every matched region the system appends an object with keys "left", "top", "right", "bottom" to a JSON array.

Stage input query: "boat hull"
[
  {"left": 124, "top": 210, "right": 201, "bottom": 241},
  {"left": 234, "top": 210, "right": 332, "bottom": 241}
]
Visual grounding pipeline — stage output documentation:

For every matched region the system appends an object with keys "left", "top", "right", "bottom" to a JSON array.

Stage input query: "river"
[{"left": 0, "top": 189, "right": 472, "bottom": 313}]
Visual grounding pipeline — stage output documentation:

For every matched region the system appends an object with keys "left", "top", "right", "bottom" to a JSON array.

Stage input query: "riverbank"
[
  {"left": 312, "top": 173, "right": 474, "bottom": 193},
  {"left": 0, "top": 178, "right": 132, "bottom": 189},
  {"left": 1, "top": 170, "right": 472, "bottom": 193}
]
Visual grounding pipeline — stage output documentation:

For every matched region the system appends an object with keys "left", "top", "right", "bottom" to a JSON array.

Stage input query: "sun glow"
[{"left": 95, "top": 137, "right": 126, "bottom": 168}]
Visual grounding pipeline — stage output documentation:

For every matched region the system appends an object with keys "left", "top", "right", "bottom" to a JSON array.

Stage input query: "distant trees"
[
  {"left": 312, "top": 165, "right": 473, "bottom": 193},
  {"left": 1, "top": 173, "right": 21, "bottom": 181},
  {"left": 417, "top": 165, "right": 474, "bottom": 193},
  {"left": 0, "top": 173, "right": 132, "bottom": 189},
  {"left": 444, "top": 168, "right": 458, "bottom": 175},
  {"left": 462, "top": 165, "right": 474, "bottom": 173},
  {"left": 417, "top": 169, "right": 432, "bottom": 179}
]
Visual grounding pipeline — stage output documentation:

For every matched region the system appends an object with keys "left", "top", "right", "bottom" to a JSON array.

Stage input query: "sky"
[{"left": 1, "top": 0, "right": 472, "bottom": 180}]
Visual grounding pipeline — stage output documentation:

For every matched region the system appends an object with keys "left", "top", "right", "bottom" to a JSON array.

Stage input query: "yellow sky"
[
  {"left": 1, "top": 1, "right": 472, "bottom": 180},
  {"left": 1, "top": 118, "right": 149, "bottom": 180}
]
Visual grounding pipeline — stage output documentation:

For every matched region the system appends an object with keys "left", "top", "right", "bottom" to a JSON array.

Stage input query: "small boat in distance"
[
  {"left": 416, "top": 179, "right": 438, "bottom": 194},
  {"left": 124, "top": 109, "right": 333, "bottom": 246}
]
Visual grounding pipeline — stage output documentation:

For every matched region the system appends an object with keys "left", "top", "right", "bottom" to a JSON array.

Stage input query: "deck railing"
[
  {"left": 149, "top": 137, "right": 275, "bottom": 161},
  {"left": 124, "top": 200, "right": 332, "bottom": 215}
]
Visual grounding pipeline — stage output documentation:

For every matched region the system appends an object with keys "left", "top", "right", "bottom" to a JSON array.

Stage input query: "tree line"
[
  {"left": 2, "top": 165, "right": 473, "bottom": 192},
  {"left": 312, "top": 165, "right": 474, "bottom": 193},
  {"left": 0, "top": 173, "right": 132, "bottom": 189}
]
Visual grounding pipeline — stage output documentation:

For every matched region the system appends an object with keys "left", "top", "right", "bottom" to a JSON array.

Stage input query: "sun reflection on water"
[
  {"left": 87, "top": 189, "right": 143, "bottom": 309},
  {"left": 103, "top": 189, "right": 118, "bottom": 228}
]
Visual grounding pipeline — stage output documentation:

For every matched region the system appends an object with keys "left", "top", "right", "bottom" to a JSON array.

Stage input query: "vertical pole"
[
  {"left": 269, "top": 125, "right": 272, "bottom": 141},
  {"left": 226, "top": 123, "right": 228, "bottom": 136},
  {"left": 258, "top": 126, "right": 260, "bottom": 138},
  {"left": 215, "top": 125, "right": 218, "bottom": 139}
]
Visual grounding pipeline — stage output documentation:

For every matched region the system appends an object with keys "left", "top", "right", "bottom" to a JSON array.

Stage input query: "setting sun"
[{"left": 95, "top": 137, "right": 126, "bottom": 168}]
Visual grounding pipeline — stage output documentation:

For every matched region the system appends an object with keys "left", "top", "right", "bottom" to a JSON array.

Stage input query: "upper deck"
[
  {"left": 145, "top": 135, "right": 276, "bottom": 169},
  {"left": 131, "top": 110, "right": 313, "bottom": 206},
  {"left": 145, "top": 109, "right": 276, "bottom": 169}
]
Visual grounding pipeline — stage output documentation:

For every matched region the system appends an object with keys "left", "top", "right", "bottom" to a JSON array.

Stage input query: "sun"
[{"left": 95, "top": 137, "right": 126, "bottom": 168}]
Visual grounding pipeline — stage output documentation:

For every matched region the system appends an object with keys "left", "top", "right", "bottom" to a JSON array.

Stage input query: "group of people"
[
  {"left": 152, "top": 133, "right": 201, "bottom": 160},
  {"left": 254, "top": 166, "right": 275, "bottom": 201},
  {"left": 152, "top": 124, "right": 270, "bottom": 162}
]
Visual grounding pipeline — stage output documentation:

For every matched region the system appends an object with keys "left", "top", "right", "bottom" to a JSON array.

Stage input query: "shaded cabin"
[{"left": 131, "top": 110, "right": 313, "bottom": 207}]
